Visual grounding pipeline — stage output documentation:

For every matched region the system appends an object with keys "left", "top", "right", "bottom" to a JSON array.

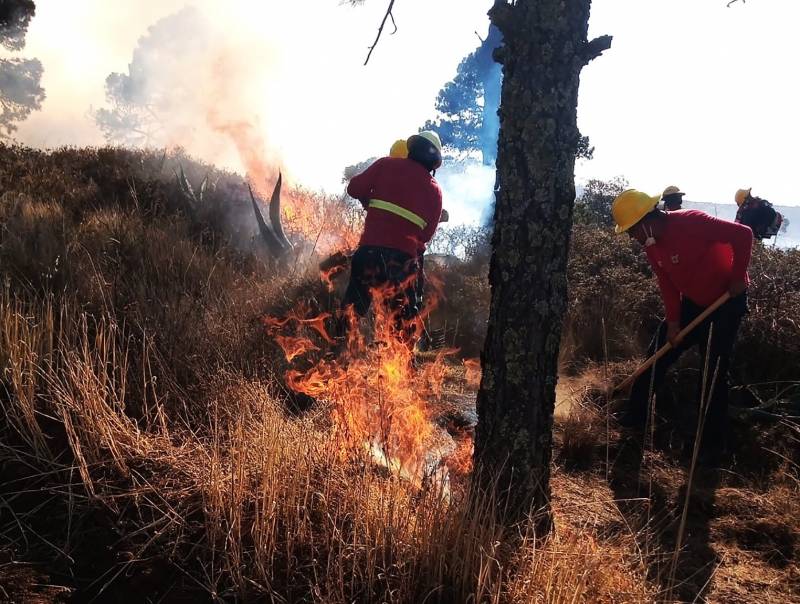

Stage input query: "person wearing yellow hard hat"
[
  {"left": 734, "top": 188, "right": 752, "bottom": 207},
  {"left": 733, "top": 187, "right": 784, "bottom": 241},
  {"left": 388, "top": 134, "right": 449, "bottom": 342},
  {"left": 661, "top": 185, "right": 685, "bottom": 211},
  {"left": 406, "top": 130, "right": 443, "bottom": 173},
  {"left": 338, "top": 130, "right": 445, "bottom": 349},
  {"left": 611, "top": 189, "right": 754, "bottom": 463},
  {"left": 389, "top": 139, "right": 408, "bottom": 159}
]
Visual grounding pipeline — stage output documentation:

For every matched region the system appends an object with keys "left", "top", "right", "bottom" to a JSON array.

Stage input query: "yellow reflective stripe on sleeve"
[{"left": 368, "top": 199, "right": 427, "bottom": 229}]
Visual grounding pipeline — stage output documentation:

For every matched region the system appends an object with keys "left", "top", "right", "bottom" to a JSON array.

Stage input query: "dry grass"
[
  {"left": 2, "top": 146, "right": 797, "bottom": 602},
  {"left": 0, "top": 289, "right": 652, "bottom": 602},
  {"left": 0, "top": 145, "right": 654, "bottom": 602}
]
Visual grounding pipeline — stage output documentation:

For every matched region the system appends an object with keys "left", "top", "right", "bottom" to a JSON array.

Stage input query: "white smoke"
[
  {"left": 436, "top": 159, "right": 495, "bottom": 226},
  {"left": 11, "top": 0, "right": 494, "bottom": 199}
]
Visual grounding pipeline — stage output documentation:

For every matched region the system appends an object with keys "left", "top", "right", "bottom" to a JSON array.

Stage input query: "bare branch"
[
  {"left": 581, "top": 34, "right": 613, "bottom": 65},
  {"left": 364, "top": 0, "right": 396, "bottom": 66}
]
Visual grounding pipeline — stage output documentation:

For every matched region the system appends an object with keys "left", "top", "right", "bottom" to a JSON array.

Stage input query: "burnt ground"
[{"left": 2, "top": 366, "right": 799, "bottom": 603}]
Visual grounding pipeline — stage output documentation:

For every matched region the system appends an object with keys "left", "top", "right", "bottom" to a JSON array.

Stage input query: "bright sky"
[{"left": 6, "top": 0, "right": 799, "bottom": 212}]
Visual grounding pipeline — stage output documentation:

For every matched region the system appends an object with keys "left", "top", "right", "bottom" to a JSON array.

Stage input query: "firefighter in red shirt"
[
  {"left": 341, "top": 131, "right": 444, "bottom": 336},
  {"left": 611, "top": 189, "right": 753, "bottom": 459},
  {"left": 384, "top": 137, "right": 449, "bottom": 323}
]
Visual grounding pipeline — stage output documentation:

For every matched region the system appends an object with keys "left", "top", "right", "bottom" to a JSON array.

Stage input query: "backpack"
[{"left": 735, "top": 195, "right": 783, "bottom": 240}]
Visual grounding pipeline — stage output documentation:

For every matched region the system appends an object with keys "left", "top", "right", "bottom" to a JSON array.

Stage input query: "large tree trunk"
[{"left": 474, "top": 0, "right": 610, "bottom": 530}]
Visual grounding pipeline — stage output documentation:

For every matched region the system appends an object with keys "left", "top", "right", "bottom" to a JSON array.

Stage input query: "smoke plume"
[{"left": 93, "top": 6, "right": 284, "bottom": 194}]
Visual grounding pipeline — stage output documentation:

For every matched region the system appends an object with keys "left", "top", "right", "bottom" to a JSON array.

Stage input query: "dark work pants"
[
  {"left": 415, "top": 253, "right": 425, "bottom": 311},
  {"left": 341, "top": 246, "right": 420, "bottom": 322},
  {"left": 628, "top": 294, "right": 747, "bottom": 445}
]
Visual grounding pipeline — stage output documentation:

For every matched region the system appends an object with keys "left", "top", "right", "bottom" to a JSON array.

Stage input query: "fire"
[
  {"left": 265, "top": 277, "right": 461, "bottom": 479},
  {"left": 443, "top": 436, "right": 474, "bottom": 476},
  {"left": 272, "top": 335, "right": 318, "bottom": 363},
  {"left": 464, "top": 358, "right": 482, "bottom": 389},
  {"left": 208, "top": 103, "right": 361, "bottom": 256},
  {"left": 319, "top": 251, "right": 352, "bottom": 292}
]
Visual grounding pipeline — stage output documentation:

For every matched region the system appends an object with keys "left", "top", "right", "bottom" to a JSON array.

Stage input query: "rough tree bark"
[{"left": 474, "top": 0, "right": 611, "bottom": 531}]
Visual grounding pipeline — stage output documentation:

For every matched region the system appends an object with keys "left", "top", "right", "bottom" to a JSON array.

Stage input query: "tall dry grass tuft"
[
  {"left": 508, "top": 526, "right": 649, "bottom": 603},
  {"left": 1, "top": 284, "right": 53, "bottom": 459},
  {"left": 1, "top": 286, "right": 652, "bottom": 601},
  {"left": 22, "top": 148, "right": 800, "bottom": 600},
  {"left": 557, "top": 402, "right": 604, "bottom": 472}
]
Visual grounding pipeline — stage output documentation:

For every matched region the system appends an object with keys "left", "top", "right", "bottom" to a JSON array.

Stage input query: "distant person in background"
[
  {"left": 734, "top": 187, "right": 784, "bottom": 241},
  {"left": 661, "top": 185, "right": 685, "bottom": 211}
]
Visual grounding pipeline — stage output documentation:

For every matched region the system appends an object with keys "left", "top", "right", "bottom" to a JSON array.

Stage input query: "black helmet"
[{"left": 407, "top": 131, "right": 443, "bottom": 172}]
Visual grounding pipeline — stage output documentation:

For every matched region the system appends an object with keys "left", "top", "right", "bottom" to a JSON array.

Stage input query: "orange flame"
[
  {"left": 266, "top": 276, "right": 462, "bottom": 478},
  {"left": 464, "top": 358, "right": 482, "bottom": 389},
  {"left": 273, "top": 335, "right": 319, "bottom": 363},
  {"left": 208, "top": 100, "right": 360, "bottom": 256},
  {"left": 318, "top": 251, "right": 351, "bottom": 292},
  {"left": 444, "top": 436, "right": 474, "bottom": 476}
]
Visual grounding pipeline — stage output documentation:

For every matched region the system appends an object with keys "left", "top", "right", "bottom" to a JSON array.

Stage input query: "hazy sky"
[{"left": 5, "top": 0, "right": 798, "bottom": 212}]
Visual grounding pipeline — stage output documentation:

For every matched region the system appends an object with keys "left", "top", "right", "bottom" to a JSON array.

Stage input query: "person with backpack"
[
  {"left": 611, "top": 189, "right": 754, "bottom": 462},
  {"left": 734, "top": 188, "right": 783, "bottom": 240}
]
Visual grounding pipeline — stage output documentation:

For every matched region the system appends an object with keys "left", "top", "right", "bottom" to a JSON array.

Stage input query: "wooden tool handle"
[{"left": 614, "top": 292, "right": 732, "bottom": 393}]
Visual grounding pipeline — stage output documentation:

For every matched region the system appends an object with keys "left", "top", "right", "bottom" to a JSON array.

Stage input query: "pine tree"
[
  {"left": 424, "top": 26, "right": 502, "bottom": 165},
  {"left": 0, "top": 0, "right": 44, "bottom": 138}
]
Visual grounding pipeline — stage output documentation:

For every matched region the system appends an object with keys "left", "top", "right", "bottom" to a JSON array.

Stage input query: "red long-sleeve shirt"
[
  {"left": 347, "top": 157, "right": 443, "bottom": 257},
  {"left": 645, "top": 210, "right": 753, "bottom": 322}
]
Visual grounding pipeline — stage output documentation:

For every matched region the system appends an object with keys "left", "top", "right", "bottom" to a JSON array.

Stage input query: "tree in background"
[
  {"left": 424, "top": 24, "right": 594, "bottom": 166},
  {"left": 0, "top": 0, "right": 44, "bottom": 138},
  {"left": 0, "top": 0, "right": 35, "bottom": 50},
  {"left": 474, "top": 0, "right": 610, "bottom": 531},
  {"left": 424, "top": 25, "right": 503, "bottom": 165},
  {"left": 94, "top": 7, "right": 207, "bottom": 146},
  {"left": 573, "top": 176, "right": 628, "bottom": 228}
]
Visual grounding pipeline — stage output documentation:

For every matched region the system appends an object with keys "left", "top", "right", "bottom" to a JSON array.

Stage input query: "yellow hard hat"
[
  {"left": 408, "top": 130, "right": 442, "bottom": 153},
  {"left": 735, "top": 188, "right": 752, "bottom": 207},
  {"left": 389, "top": 139, "right": 408, "bottom": 159},
  {"left": 612, "top": 189, "right": 661, "bottom": 234}
]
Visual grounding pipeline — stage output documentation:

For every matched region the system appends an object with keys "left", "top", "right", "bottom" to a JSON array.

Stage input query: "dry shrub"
[
  {"left": 0, "top": 144, "right": 325, "bottom": 418},
  {"left": 425, "top": 225, "right": 492, "bottom": 358},
  {"left": 564, "top": 225, "right": 661, "bottom": 369},
  {"left": 738, "top": 245, "right": 800, "bottom": 382}
]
